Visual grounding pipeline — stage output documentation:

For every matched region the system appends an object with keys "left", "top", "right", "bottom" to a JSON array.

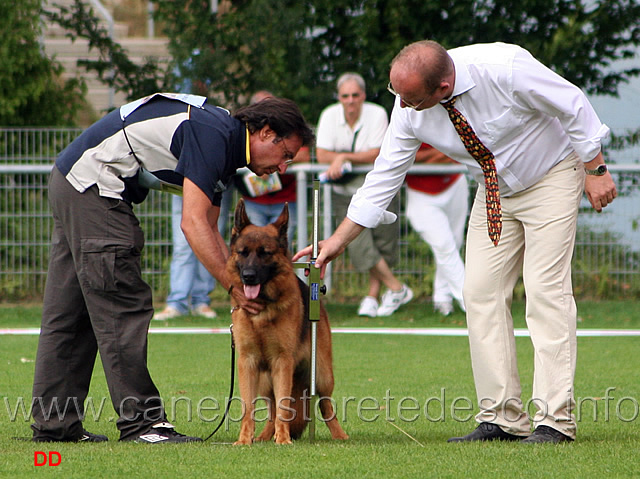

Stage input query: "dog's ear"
[
  {"left": 272, "top": 202, "right": 289, "bottom": 251},
  {"left": 230, "top": 198, "right": 251, "bottom": 246}
]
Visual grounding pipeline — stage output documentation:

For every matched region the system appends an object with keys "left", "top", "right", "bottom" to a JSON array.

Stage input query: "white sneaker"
[
  {"left": 193, "top": 304, "right": 217, "bottom": 319},
  {"left": 434, "top": 301, "right": 454, "bottom": 316},
  {"left": 377, "top": 284, "right": 414, "bottom": 316},
  {"left": 153, "top": 306, "right": 182, "bottom": 321},
  {"left": 456, "top": 298, "right": 466, "bottom": 313},
  {"left": 358, "top": 296, "right": 379, "bottom": 317}
]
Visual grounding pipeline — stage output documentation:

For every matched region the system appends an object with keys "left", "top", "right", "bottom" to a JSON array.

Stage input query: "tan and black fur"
[{"left": 227, "top": 199, "right": 348, "bottom": 445}]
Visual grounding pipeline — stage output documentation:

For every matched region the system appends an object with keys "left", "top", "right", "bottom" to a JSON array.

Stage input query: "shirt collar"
[
  {"left": 444, "top": 49, "right": 475, "bottom": 101},
  {"left": 339, "top": 104, "right": 364, "bottom": 131}
]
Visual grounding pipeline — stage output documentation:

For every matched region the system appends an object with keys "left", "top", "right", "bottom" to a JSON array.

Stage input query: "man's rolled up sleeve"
[{"left": 346, "top": 193, "right": 398, "bottom": 228}]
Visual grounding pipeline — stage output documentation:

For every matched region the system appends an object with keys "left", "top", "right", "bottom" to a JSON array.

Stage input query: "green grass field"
[{"left": 1, "top": 301, "right": 639, "bottom": 478}]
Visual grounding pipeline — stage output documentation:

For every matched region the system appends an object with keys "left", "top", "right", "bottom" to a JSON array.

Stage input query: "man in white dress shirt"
[{"left": 295, "top": 40, "right": 617, "bottom": 443}]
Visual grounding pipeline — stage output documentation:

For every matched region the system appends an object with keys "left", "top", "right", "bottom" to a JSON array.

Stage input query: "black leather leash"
[{"left": 203, "top": 323, "right": 236, "bottom": 442}]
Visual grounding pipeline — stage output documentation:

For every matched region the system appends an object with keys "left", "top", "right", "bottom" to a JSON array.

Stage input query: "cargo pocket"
[{"left": 80, "top": 239, "right": 137, "bottom": 292}]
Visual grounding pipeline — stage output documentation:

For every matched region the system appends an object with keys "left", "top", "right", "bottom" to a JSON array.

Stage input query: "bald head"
[
  {"left": 389, "top": 40, "right": 454, "bottom": 110},
  {"left": 392, "top": 40, "right": 453, "bottom": 93}
]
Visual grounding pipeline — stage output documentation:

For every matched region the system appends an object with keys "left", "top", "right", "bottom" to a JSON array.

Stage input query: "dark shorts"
[{"left": 332, "top": 189, "right": 400, "bottom": 272}]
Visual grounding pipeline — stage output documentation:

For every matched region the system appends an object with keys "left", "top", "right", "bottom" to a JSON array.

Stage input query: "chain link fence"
[{"left": 1, "top": 128, "right": 639, "bottom": 302}]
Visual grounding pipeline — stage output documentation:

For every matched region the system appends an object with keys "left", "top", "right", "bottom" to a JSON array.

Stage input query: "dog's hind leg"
[
  {"left": 256, "top": 419, "right": 275, "bottom": 442},
  {"left": 318, "top": 396, "right": 349, "bottom": 440},
  {"left": 288, "top": 382, "right": 310, "bottom": 440},
  {"left": 255, "top": 393, "right": 276, "bottom": 442},
  {"left": 316, "top": 320, "right": 349, "bottom": 440}
]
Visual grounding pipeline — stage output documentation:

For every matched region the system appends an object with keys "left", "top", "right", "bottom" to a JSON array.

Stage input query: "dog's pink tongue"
[{"left": 244, "top": 284, "right": 261, "bottom": 300}]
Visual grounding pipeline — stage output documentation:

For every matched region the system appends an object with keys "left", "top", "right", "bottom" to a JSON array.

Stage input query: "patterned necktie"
[{"left": 442, "top": 96, "right": 502, "bottom": 246}]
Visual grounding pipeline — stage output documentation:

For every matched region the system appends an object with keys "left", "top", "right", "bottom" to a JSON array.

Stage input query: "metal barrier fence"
[{"left": 1, "top": 128, "right": 639, "bottom": 302}]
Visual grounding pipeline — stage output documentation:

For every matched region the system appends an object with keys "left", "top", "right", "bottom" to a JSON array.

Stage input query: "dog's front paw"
[
  {"left": 274, "top": 437, "right": 293, "bottom": 445},
  {"left": 273, "top": 431, "right": 292, "bottom": 445},
  {"left": 233, "top": 436, "right": 254, "bottom": 446},
  {"left": 333, "top": 431, "right": 349, "bottom": 440}
]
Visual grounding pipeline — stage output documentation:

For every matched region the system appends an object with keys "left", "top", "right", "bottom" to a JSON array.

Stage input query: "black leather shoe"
[
  {"left": 32, "top": 429, "right": 108, "bottom": 443},
  {"left": 448, "top": 422, "right": 522, "bottom": 442},
  {"left": 78, "top": 430, "right": 108, "bottom": 442},
  {"left": 521, "top": 425, "right": 573, "bottom": 444}
]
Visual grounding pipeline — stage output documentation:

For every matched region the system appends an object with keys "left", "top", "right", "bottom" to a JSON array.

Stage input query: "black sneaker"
[
  {"left": 521, "top": 425, "right": 573, "bottom": 444},
  {"left": 79, "top": 430, "right": 108, "bottom": 442},
  {"left": 33, "top": 429, "right": 108, "bottom": 443},
  {"left": 448, "top": 422, "right": 522, "bottom": 443},
  {"left": 135, "top": 422, "right": 202, "bottom": 444}
]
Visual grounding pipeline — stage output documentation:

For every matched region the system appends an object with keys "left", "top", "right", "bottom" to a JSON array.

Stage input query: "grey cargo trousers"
[{"left": 31, "top": 166, "right": 165, "bottom": 441}]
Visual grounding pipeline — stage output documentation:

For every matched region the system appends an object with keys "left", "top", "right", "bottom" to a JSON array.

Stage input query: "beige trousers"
[{"left": 463, "top": 153, "right": 584, "bottom": 439}]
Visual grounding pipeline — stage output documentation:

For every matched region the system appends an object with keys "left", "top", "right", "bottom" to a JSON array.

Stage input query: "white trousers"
[
  {"left": 464, "top": 153, "right": 583, "bottom": 438},
  {"left": 406, "top": 174, "right": 469, "bottom": 307}
]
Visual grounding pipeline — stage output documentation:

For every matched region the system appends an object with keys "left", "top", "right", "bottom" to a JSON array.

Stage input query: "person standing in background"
[
  {"left": 154, "top": 193, "right": 229, "bottom": 320},
  {"left": 406, "top": 143, "right": 468, "bottom": 316},
  {"left": 155, "top": 51, "right": 220, "bottom": 320},
  {"left": 316, "top": 72, "right": 413, "bottom": 317}
]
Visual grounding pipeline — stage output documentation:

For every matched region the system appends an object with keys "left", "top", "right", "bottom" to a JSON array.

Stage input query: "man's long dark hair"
[{"left": 234, "top": 97, "right": 315, "bottom": 147}]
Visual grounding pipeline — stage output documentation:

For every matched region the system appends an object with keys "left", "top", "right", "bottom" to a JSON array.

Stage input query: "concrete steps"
[{"left": 42, "top": 1, "right": 170, "bottom": 116}]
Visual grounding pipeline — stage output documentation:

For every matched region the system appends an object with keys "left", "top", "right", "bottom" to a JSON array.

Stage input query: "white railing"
[{"left": 1, "top": 159, "right": 639, "bottom": 300}]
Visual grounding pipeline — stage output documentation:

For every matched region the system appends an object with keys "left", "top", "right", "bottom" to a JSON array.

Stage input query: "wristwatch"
[{"left": 585, "top": 164, "right": 608, "bottom": 176}]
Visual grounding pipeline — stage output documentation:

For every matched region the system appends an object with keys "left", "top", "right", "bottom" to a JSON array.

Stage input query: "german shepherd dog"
[{"left": 227, "top": 199, "right": 349, "bottom": 445}]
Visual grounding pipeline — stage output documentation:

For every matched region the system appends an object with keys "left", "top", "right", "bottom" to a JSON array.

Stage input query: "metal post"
[
  {"left": 292, "top": 179, "right": 322, "bottom": 441},
  {"left": 307, "top": 180, "right": 321, "bottom": 441}
]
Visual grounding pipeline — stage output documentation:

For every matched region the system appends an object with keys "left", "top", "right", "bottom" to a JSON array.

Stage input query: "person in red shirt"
[{"left": 405, "top": 144, "right": 468, "bottom": 315}]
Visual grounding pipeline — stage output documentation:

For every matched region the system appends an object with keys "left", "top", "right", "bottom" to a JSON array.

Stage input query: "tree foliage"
[
  {"left": 38, "top": 0, "right": 640, "bottom": 126},
  {"left": 43, "top": 0, "right": 172, "bottom": 106},
  {"left": 152, "top": 0, "right": 640, "bottom": 123},
  {"left": 0, "top": 0, "right": 85, "bottom": 126}
]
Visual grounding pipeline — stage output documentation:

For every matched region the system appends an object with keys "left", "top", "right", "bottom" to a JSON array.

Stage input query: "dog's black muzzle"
[{"left": 240, "top": 268, "right": 260, "bottom": 286}]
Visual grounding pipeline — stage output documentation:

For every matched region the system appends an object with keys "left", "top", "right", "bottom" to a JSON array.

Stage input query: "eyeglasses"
[
  {"left": 339, "top": 92, "right": 361, "bottom": 99},
  {"left": 387, "top": 82, "right": 428, "bottom": 110},
  {"left": 273, "top": 137, "right": 295, "bottom": 165}
]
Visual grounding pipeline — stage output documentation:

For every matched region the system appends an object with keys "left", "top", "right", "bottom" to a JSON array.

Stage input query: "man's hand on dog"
[{"left": 230, "top": 288, "right": 265, "bottom": 315}]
